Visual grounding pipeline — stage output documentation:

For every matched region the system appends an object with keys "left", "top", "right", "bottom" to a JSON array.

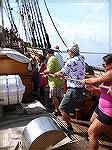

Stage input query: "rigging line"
[
  {"left": 61, "top": 51, "right": 108, "bottom": 55},
  {"left": 36, "top": 0, "right": 46, "bottom": 33},
  {"left": 36, "top": 0, "right": 51, "bottom": 49},
  {"left": 6, "top": 0, "right": 19, "bottom": 37},
  {"left": 4, "top": 3, "right": 12, "bottom": 26},
  {"left": 17, "top": 12, "right": 20, "bottom": 31},
  {"left": 1, "top": 0, "right": 5, "bottom": 48},
  {"left": 4, "top": 3, "right": 14, "bottom": 29},
  {"left": 27, "top": 1, "right": 40, "bottom": 47},
  {"left": 22, "top": 1, "right": 33, "bottom": 44},
  {"left": 26, "top": 1, "right": 38, "bottom": 47},
  {"left": 5, "top": 2, "right": 13, "bottom": 26},
  {"left": 9, "top": 8, "right": 20, "bottom": 14},
  {"left": 34, "top": 0, "right": 46, "bottom": 48},
  {"left": 16, "top": 0, "right": 29, "bottom": 42},
  {"left": 77, "top": 52, "right": 108, "bottom": 55},
  {"left": 20, "top": 4, "right": 31, "bottom": 43},
  {"left": 29, "top": 0, "right": 42, "bottom": 48},
  {"left": 26, "top": 3, "right": 37, "bottom": 48},
  {"left": 32, "top": 0, "right": 43, "bottom": 48},
  {"left": 26, "top": 1, "right": 41, "bottom": 48},
  {"left": 26, "top": 1, "right": 38, "bottom": 46},
  {"left": 29, "top": 0, "right": 41, "bottom": 47},
  {"left": 1, "top": 1, "right": 3, "bottom": 26},
  {"left": 43, "top": 0, "right": 67, "bottom": 48},
  {"left": 30, "top": 0, "right": 43, "bottom": 48}
]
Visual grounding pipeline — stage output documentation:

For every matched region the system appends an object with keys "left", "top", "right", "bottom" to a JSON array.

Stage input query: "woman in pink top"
[{"left": 82, "top": 54, "right": 112, "bottom": 150}]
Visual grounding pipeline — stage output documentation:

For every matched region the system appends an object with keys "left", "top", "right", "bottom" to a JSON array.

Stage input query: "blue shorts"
[
  {"left": 95, "top": 106, "right": 112, "bottom": 125},
  {"left": 59, "top": 87, "right": 84, "bottom": 113}
]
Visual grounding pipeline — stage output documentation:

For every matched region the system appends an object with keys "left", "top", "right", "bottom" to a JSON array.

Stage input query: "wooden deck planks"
[
  {"left": 0, "top": 102, "right": 112, "bottom": 150},
  {"left": 54, "top": 116, "right": 112, "bottom": 150}
]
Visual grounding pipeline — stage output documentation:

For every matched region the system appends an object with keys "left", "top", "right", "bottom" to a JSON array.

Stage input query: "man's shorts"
[
  {"left": 95, "top": 106, "right": 112, "bottom": 125},
  {"left": 59, "top": 87, "right": 84, "bottom": 113},
  {"left": 49, "top": 87, "right": 63, "bottom": 98}
]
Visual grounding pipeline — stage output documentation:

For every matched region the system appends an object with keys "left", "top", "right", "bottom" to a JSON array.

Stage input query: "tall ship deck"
[{"left": 0, "top": 0, "right": 112, "bottom": 149}]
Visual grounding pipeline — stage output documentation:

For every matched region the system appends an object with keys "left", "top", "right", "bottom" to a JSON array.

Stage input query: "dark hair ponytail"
[{"left": 103, "top": 53, "right": 112, "bottom": 65}]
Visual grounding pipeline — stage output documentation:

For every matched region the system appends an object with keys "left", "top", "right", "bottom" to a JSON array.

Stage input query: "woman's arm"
[
  {"left": 85, "top": 84, "right": 101, "bottom": 96},
  {"left": 83, "top": 70, "right": 112, "bottom": 85},
  {"left": 54, "top": 71, "right": 64, "bottom": 78}
]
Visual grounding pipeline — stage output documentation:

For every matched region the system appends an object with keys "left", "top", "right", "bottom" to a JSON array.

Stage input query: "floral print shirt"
[{"left": 61, "top": 55, "right": 85, "bottom": 88}]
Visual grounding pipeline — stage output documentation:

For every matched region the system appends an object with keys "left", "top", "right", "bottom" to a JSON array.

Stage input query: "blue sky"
[
  {"left": 2, "top": 0, "right": 112, "bottom": 66},
  {"left": 40, "top": 2, "right": 110, "bottom": 51}
]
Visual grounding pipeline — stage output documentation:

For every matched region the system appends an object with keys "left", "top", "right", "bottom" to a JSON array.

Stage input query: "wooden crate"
[{"left": 0, "top": 54, "right": 33, "bottom": 103}]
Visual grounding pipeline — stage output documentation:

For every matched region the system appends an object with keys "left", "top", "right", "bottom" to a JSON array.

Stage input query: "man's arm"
[
  {"left": 43, "top": 57, "right": 54, "bottom": 75},
  {"left": 54, "top": 71, "right": 64, "bottom": 78}
]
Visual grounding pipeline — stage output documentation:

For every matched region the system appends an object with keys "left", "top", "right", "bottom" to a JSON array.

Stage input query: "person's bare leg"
[
  {"left": 90, "top": 111, "right": 98, "bottom": 123},
  {"left": 60, "top": 109, "right": 71, "bottom": 127},
  {"left": 88, "top": 118, "right": 108, "bottom": 150},
  {"left": 52, "top": 97, "right": 60, "bottom": 112}
]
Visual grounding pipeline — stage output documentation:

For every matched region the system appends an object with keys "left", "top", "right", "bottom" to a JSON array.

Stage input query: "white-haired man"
[{"left": 54, "top": 43, "right": 85, "bottom": 132}]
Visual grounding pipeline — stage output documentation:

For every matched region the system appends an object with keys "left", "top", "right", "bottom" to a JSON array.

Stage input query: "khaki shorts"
[{"left": 49, "top": 87, "right": 63, "bottom": 98}]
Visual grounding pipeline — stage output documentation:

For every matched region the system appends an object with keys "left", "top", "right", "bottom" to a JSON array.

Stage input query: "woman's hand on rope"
[{"left": 107, "top": 86, "right": 112, "bottom": 95}]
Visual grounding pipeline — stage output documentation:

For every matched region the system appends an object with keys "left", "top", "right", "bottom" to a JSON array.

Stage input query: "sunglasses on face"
[{"left": 102, "top": 63, "right": 107, "bottom": 67}]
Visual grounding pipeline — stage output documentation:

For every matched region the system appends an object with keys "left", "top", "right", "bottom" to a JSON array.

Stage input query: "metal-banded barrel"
[{"left": 22, "top": 114, "right": 66, "bottom": 150}]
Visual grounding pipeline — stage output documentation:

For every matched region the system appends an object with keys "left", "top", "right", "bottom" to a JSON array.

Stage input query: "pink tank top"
[{"left": 99, "top": 70, "right": 112, "bottom": 117}]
